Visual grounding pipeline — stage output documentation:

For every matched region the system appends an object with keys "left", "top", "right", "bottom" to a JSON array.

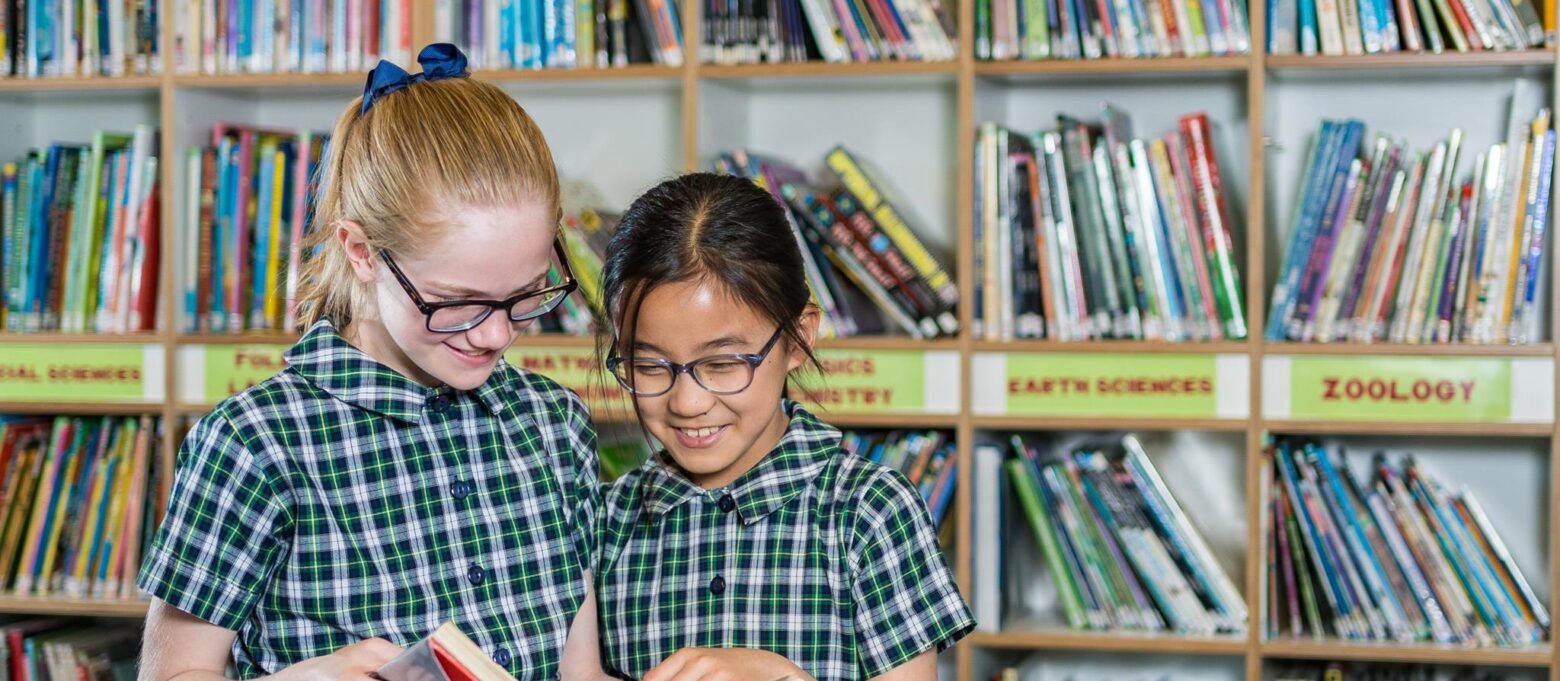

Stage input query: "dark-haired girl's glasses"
[
  {"left": 380, "top": 240, "right": 578, "bottom": 333},
  {"left": 605, "top": 327, "right": 784, "bottom": 397}
]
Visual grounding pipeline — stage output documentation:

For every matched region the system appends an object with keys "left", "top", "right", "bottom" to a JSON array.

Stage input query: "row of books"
[
  {"left": 975, "top": 110, "right": 1247, "bottom": 342},
  {"left": 701, "top": 0, "right": 957, "bottom": 64},
  {"left": 1272, "top": 664, "right": 1525, "bottom": 681},
  {"left": 180, "top": 125, "right": 330, "bottom": 334},
  {"left": 171, "top": 0, "right": 413, "bottom": 74},
  {"left": 1266, "top": 438, "right": 1550, "bottom": 646},
  {"left": 1, "top": 620, "right": 138, "bottom": 681},
  {"left": 715, "top": 146, "right": 960, "bottom": 340},
  {"left": 994, "top": 434, "right": 1247, "bottom": 634},
  {"left": 976, "top": 0, "right": 1253, "bottom": 60},
  {"left": 1266, "top": 0, "right": 1546, "bottom": 55},
  {"left": 839, "top": 429, "right": 957, "bottom": 528},
  {"left": 530, "top": 181, "right": 620, "bottom": 337},
  {"left": 1, "top": 0, "right": 160, "bottom": 78},
  {"left": 435, "top": 0, "right": 685, "bottom": 70},
  {"left": 1265, "top": 108, "right": 1554, "bottom": 345},
  {"left": 0, "top": 416, "right": 162, "bottom": 601},
  {"left": 1, "top": 127, "right": 162, "bottom": 334}
]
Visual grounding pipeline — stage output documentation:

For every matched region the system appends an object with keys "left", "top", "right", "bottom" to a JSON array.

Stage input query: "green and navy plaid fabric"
[
  {"left": 139, "top": 320, "right": 599, "bottom": 679},
  {"left": 596, "top": 401, "right": 974, "bottom": 680}
]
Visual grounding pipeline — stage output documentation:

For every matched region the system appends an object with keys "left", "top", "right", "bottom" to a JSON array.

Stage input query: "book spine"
[{"left": 825, "top": 146, "right": 958, "bottom": 311}]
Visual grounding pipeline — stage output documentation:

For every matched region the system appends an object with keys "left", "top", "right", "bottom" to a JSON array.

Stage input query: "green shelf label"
[
  {"left": 973, "top": 352, "right": 1249, "bottom": 419},
  {"left": 504, "top": 345, "right": 628, "bottom": 412},
  {"left": 184, "top": 343, "right": 958, "bottom": 419},
  {"left": 800, "top": 349, "right": 959, "bottom": 415},
  {"left": 202, "top": 345, "right": 289, "bottom": 403},
  {"left": 0, "top": 344, "right": 162, "bottom": 403},
  {"left": 1268, "top": 355, "right": 1552, "bottom": 424}
]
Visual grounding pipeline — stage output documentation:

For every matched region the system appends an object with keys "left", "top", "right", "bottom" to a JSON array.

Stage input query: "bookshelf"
[{"left": 0, "top": 2, "right": 1557, "bottom": 680}]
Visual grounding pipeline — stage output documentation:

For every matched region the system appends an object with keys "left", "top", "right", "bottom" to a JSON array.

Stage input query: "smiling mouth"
[
  {"left": 673, "top": 425, "right": 728, "bottom": 448},
  {"left": 446, "top": 344, "right": 495, "bottom": 364}
]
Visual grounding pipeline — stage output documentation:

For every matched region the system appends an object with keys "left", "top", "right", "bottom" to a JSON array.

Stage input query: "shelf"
[
  {"left": 1261, "top": 639, "right": 1554, "bottom": 667},
  {"left": 0, "top": 402, "right": 164, "bottom": 416},
  {"left": 0, "top": 332, "right": 164, "bottom": 344},
  {"left": 172, "top": 72, "right": 366, "bottom": 89},
  {"left": 972, "top": 415, "right": 1250, "bottom": 432},
  {"left": 1266, "top": 49, "right": 1557, "bottom": 71},
  {"left": 976, "top": 55, "right": 1253, "bottom": 77},
  {"left": 1262, "top": 419, "right": 1554, "bottom": 437},
  {"left": 475, "top": 64, "right": 685, "bottom": 82},
  {"left": 973, "top": 339, "right": 1250, "bottom": 354},
  {"left": 0, "top": 595, "right": 150, "bottom": 617},
  {"left": 807, "top": 412, "right": 961, "bottom": 428},
  {"left": 175, "top": 332, "right": 299, "bottom": 345},
  {"left": 0, "top": 75, "right": 163, "bottom": 93},
  {"left": 699, "top": 60, "right": 960, "bottom": 80},
  {"left": 966, "top": 627, "right": 1248, "bottom": 655},
  {"left": 1265, "top": 342, "right": 1557, "bottom": 357}
]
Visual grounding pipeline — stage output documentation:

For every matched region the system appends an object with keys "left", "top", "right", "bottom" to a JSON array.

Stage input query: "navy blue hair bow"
[{"left": 361, "top": 43, "right": 471, "bottom": 114}]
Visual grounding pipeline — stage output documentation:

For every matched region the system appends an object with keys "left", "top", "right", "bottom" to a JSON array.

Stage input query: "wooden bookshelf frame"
[{"left": 0, "top": 4, "right": 1557, "bottom": 678}]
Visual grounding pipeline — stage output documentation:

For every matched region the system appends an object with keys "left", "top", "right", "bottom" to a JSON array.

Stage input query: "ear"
[
  {"left": 784, "top": 304, "right": 822, "bottom": 372},
  {"left": 337, "top": 220, "right": 378, "bottom": 284}
]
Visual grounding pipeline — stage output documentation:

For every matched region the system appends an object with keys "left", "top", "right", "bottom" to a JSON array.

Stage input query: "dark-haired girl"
[{"left": 593, "top": 173, "right": 974, "bottom": 681}]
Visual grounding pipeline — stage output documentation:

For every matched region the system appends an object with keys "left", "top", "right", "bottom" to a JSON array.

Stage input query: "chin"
[{"left": 662, "top": 447, "right": 739, "bottom": 482}]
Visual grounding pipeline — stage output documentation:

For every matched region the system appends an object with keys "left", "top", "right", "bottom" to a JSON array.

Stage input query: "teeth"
[{"left": 680, "top": 426, "right": 720, "bottom": 438}]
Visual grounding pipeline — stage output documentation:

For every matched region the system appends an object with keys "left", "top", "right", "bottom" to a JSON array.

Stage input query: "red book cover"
[
  {"left": 365, "top": 0, "right": 381, "bottom": 63},
  {"left": 432, "top": 641, "right": 480, "bottom": 681},
  {"left": 864, "top": 0, "right": 909, "bottom": 56},
  {"left": 132, "top": 180, "right": 160, "bottom": 332},
  {"left": 1445, "top": 0, "right": 1485, "bottom": 48},
  {"left": 1164, "top": 133, "right": 1222, "bottom": 339},
  {"left": 1159, "top": 0, "right": 1183, "bottom": 53},
  {"left": 197, "top": 148, "right": 217, "bottom": 332}
]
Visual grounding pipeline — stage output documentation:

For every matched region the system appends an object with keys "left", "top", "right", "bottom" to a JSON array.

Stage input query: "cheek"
[
  {"left": 732, "top": 361, "right": 790, "bottom": 418},
  {"left": 376, "top": 286, "right": 436, "bottom": 344}
]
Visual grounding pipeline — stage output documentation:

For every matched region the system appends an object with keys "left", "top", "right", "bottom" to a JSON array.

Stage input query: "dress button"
[
  {"left": 717, "top": 494, "right": 736, "bottom": 512},
  {"left": 710, "top": 575, "right": 726, "bottom": 595},
  {"left": 429, "top": 394, "right": 451, "bottom": 413},
  {"left": 493, "top": 648, "right": 511, "bottom": 667},
  {"left": 450, "top": 481, "right": 472, "bottom": 499},
  {"left": 467, "top": 564, "right": 486, "bottom": 585}
]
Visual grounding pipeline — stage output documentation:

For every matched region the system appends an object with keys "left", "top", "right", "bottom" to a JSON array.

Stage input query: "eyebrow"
[
  {"left": 427, "top": 270, "right": 550, "bottom": 299},
  {"left": 631, "top": 335, "right": 756, "bottom": 355}
]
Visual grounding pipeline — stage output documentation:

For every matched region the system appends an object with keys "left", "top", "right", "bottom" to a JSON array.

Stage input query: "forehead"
[
  {"left": 630, "top": 279, "right": 771, "bottom": 349},
  {"left": 399, "top": 202, "right": 555, "bottom": 287}
]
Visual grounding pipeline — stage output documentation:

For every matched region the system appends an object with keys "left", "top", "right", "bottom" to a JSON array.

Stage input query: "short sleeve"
[
  {"left": 555, "top": 388, "right": 601, "bottom": 569},
  {"left": 850, "top": 471, "right": 975, "bottom": 678},
  {"left": 138, "top": 410, "right": 291, "bottom": 630}
]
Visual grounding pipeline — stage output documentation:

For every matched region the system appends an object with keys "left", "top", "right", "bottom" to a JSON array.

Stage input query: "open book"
[
  {"left": 377, "top": 624, "right": 809, "bottom": 681},
  {"left": 376, "top": 623, "right": 515, "bottom": 681}
]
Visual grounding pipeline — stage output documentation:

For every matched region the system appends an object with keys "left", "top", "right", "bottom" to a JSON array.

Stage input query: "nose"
[
  {"left": 665, "top": 367, "right": 714, "bottom": 417},
  {"left": 463, "top": 309, "right": 514, "bottom": 352}
]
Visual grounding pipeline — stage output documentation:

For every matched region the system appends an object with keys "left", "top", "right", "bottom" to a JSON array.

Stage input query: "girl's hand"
[
  {"left": 272, "top": 638, "right": 404, "bottom": 681},
  {"left": 642, "top": 648, "right": 814, "bottom": 681}
]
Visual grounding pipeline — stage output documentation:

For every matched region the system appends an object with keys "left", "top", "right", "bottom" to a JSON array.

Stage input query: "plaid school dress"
[
  {"left": 596, "top": 401, "right": 975, "bottom": 680},
  {"left": 139, "top": 320, "right": 599, "bottom": 679}
]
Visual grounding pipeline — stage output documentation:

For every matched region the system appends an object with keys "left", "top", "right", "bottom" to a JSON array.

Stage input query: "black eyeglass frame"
[
  {"left": 380, "top": 240, "right": 578, "bottom": 333},
  {"left": 605, "top": 327, "right": 786, "bottom": 397}
]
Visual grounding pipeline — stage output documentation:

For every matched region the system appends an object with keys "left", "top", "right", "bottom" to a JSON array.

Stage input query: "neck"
[
  {"left": 341, "top": 317, "right": 441, "bottom": 388},
  {"left": 687, "top": 402, "right": 793, "bottom": 490}
]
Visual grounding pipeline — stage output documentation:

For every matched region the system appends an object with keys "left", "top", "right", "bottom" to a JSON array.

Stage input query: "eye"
[
  {"left": 700, "top": 359, "right": 747, "bottom": 374},
  {"left": 630, "top": 362, "right": 671, "bottom": 378}
]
